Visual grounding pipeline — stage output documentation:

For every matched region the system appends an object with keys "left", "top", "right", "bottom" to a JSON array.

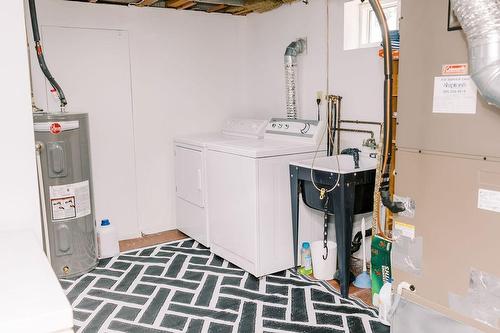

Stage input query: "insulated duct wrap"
[
  {"left": 284, "top": 39, "right": 306, "bottom": 119},
  {"left": 285, "top": 58, "right": 298, "bottom": 119},
  {"left": 450, "top": 0, "right": 500, "bottom": 108}
]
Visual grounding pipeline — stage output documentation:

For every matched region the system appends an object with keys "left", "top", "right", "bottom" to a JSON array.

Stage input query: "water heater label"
[
  {"left": 49, "top": 180, "right": 91, "bottom": 221},
  {"left": 34, "top": 121, "right": 80, "bottom": 133},
  {"left": 478, "top": 188, "right": 500, "bottom": 214}
]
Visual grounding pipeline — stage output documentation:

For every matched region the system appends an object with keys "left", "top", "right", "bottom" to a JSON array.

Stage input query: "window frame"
[{"left": 358, "top": 0, "right": 400, "bottom": 49}]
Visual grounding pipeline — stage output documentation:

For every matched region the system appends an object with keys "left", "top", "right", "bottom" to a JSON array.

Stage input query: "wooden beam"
[
  {"left": 207, "top": 3, "right": 226, "bottom": 12},
  {"left": 136, "top": 0, "right": 159, "bottom": 7},
  {"left": 177, "top": 1, "right": 196, "bottom": 9},
  {"left": 166, "top": 0, "right": 192, "bottom": 8},
  {"left": 233, "top": 7, "right": 252, "bottom": 15}
]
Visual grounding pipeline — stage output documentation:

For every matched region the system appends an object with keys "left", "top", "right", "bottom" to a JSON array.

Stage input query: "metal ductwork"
[
  {"left": 450, "top": 0, "right": 500, "bottom": 108},
  {"left": 284, "top": 39, "right": 306, "bottom": 119}
]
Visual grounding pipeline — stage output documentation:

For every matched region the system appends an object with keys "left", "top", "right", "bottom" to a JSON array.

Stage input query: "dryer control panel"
[
  {"left": 265, "top": 118, "right": 325, "bottom": 144},
  {"left": 221, "top": 119, "right": 269, "bottom": 138}
]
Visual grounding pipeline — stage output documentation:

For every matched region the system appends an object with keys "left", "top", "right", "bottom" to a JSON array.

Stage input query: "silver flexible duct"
[
  {"left": 284, "top": 39, "right": 306, "bottom": 119},
  {"left": 450, "top": 0, "right": 500, "bottom": 108}
]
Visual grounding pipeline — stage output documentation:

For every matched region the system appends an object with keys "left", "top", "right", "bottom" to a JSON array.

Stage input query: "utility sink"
[
  {"left": 291, "top": 153, "right": 378, "bottom": 174},
  {"left": 289, "top": 152, "right": 377, "bottom": 215},
  {"left": 289, "top": 152, "right": 378, "bottom": 298}
]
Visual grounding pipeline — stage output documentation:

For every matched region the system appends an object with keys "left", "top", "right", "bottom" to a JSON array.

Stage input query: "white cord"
[
  {"left": 326, "top": 0, "right": 330, "bottom": 94},
  {"left": 310, "top": 117, "right": 341, "bottom": 194}
]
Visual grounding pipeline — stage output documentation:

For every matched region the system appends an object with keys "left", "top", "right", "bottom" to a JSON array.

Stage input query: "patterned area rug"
[{"left": 60, "top": 238, "right": 389, "bottom": 333}]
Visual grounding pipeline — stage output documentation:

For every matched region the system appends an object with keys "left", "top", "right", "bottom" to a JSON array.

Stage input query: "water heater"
[{"left": 34, "top": 112, "right": 98, "bottom": 278}]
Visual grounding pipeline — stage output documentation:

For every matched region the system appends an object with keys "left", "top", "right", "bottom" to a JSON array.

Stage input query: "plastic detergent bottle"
[
  {"left": 299, "top": 242, "right": 313, "bottom": 275},
  {"left": 97, "top": 219, "right": 120, "bottom": 259},
  {"left": 378, "top": 279, "right": 393, "bottom": 325}
]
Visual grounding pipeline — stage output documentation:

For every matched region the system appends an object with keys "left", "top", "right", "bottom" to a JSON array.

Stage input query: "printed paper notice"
[
  {"left": 394, "top": 221, "right": 416, "bottom": 239},
  {"left": 432, "top": 76, "right": 477, "bottom": 114},
  {"left": 49, "top": 180, "right": 91, "bottom": 221},
  {"left": 478, "top": 188, "right": 500, "bottom": 213}
]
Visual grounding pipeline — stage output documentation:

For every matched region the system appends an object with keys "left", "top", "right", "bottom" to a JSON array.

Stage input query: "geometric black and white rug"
[{"left": 60, "top": 238, "right": 389, "bottom": 333}]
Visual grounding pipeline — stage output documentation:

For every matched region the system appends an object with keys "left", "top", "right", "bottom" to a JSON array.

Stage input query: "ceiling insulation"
[{"left": 69, "top": 0, "right": 300, "bottom": 15}]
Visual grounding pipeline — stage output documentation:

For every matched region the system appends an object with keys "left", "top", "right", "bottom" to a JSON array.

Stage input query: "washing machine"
[
  {"left": 174, "top": 119, "right": 268, "bottom": 247},
  {"left": 206, "top": 118, "right": 326, "bottom": 277}
]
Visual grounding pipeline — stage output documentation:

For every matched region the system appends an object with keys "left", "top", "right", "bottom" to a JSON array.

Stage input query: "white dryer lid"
[
  {"left": 207, "top": 138, "right": 323, "bottom": 158},
  {"left": 174, "top": 133, "right": 246, "bottom": 148},
  {"left": 174, "top": 119, "right": 268, "bottom": 148}
]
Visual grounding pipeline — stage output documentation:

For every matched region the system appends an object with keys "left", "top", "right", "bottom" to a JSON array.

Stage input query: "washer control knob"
[{"left": 300, "top": 123, "right": 311, "bottom": 134}]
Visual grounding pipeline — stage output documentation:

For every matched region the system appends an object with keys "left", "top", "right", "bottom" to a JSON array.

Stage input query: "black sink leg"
[
  {"left": 332, "top": 183, "right": 355, "bottom": 298},
  {"left": 290, "top": 166, "right": 300, "bottom": 269}
]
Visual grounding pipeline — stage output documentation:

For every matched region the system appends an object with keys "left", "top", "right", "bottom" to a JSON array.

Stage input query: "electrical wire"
[
  {"left": 28, "top": 0, "right": 67, "bottom": 111},
  {"left": 326, "top": 0, "right": 330, "bottom": 94}
]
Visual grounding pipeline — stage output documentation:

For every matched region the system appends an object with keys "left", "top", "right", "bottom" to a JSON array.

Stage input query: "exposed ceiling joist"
[
  {"left": 177, "top": 1, "right": 196, "bottom": 9},
  {"left": 136, "top": 0, "right": 159, "bottom": 6},
  {"left": 197, "top": 0, "right": 244, "bottom": 5},
  {"left": 166, "top": 0, "right": 192, "bottom": 8},
  {"left": 206, "top": 3, "right": 226, "bottom": 12},
  {"left": 76, "top": 0, "right": 300, "bottom": 16}
]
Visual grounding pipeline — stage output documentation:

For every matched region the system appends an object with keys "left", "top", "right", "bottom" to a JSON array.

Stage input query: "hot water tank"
[{"left": 34, "top": 112, "right": 98, "bottom": 278}]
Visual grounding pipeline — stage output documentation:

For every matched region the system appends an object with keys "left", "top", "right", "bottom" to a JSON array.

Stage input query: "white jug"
[{"left": 97, "top": 219, "right": 120, "bottom": 259}]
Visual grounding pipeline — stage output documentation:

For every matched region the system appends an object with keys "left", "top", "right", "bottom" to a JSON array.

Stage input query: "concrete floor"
[{"left": 119, "top": 229, "right": 373, "bottom": 306}]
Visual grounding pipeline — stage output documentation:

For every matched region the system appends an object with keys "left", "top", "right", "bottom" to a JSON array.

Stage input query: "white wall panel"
[
  {"left": 28, "top": 0, "right": 247, "bottom": 238},
  {"left": 0, "top": 1, "right": 41, "bottom": 241},
  {"left": 27, "top": 0, "right": 385, "bottom": 240},
  {"left": 41, "top": 26, "right": 139, "bottom": 239}
]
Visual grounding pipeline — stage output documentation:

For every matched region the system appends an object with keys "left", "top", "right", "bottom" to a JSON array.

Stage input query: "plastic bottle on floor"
[
  {"left": 378, "top": 280, "right": 393, "bottom": 325},
  {"left": 97, "top": 219, "right": 120, "bottom": 259},
  {"left": 299, "top": 242, "right": 313, "bottom": 275}
]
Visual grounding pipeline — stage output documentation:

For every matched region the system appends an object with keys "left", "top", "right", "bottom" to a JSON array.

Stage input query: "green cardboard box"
[{"left": 371, "top": 235, "right": 392, "bottom": 306}]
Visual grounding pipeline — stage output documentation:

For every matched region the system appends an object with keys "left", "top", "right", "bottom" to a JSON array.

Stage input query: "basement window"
[{"left": 344, "top": 0, "right": 400, "bottom": 51}]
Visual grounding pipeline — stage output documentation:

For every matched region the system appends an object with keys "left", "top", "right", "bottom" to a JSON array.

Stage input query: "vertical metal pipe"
[
  {"left": 368, "top": 0, "right": 404, "bottom": 214},
  {"left": 327, "top": 98, "right": 333, "bottom": 156},
  {"left": 368, "top": 0, "right": 393, "bottom": 174},
  {"left": 335, "top": 96, "right": 342, "bottom": 154},
  {"left": 35, "top": 142, "right": 51, "bottom": 263}
]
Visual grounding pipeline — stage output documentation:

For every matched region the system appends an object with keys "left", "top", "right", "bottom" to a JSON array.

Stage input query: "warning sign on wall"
[
  {"left": 441, "top": 63, "right": 468, "bottom": 76},
  {"left": 49, "top": 180, "right": 91, "bottom": 221}
]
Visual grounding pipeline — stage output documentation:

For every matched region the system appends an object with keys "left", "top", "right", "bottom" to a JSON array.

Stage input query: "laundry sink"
[
  {"left": 292, "top": 153, "right": 378, "bottom": 174},
  {"left": 289, "top": 153, "right": 377, "bottom": 214}
]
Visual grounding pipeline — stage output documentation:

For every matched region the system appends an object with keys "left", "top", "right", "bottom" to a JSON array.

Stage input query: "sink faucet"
[{"left": 341, "top": 148, "right": 361, "bottom": 169}]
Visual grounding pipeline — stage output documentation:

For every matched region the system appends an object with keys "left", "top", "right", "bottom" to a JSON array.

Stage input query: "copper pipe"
[
  {"left": 334, "top": 127, "right": 375, "bottom": 139},
  {"left": 339, "top": 119, "right": 382, "bottom": 127}
]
